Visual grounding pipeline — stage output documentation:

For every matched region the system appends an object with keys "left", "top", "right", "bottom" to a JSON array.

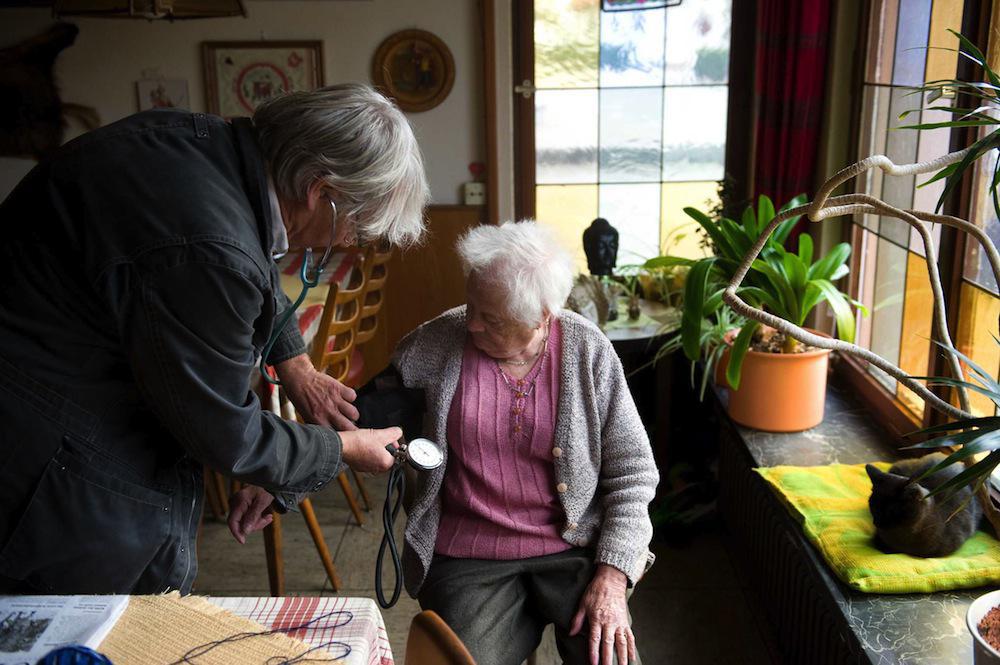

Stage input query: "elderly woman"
[
  {"left": 0, "top": 83, "right": 426, "bottom": 594},
  {"left": 393, "top": 221, "right": 658, "bottom": 665}
]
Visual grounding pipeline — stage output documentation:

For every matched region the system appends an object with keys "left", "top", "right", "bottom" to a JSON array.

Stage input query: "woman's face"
[{"left": 465, "top": 274, "right": 544, "bottom": 360}]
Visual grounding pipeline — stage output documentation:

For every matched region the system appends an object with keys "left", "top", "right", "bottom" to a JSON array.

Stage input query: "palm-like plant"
[{"left": 904, "top": 340, "right": 1000, "bottom": 501}]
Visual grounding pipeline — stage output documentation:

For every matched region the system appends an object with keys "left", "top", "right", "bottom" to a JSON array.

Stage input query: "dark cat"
[{"left": 866, "top": 452, "right": 982, "bottom": 558}]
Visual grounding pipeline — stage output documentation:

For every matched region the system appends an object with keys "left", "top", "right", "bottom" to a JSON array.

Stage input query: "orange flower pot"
[{"left": 725, "top": 330, "right": 831, "bottom": 432}]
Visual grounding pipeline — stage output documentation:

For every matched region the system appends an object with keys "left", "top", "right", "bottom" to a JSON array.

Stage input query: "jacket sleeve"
[
  {"left": 592, "top": 339, "right": 659, "bottom": 585},
  {"left": 267, "top": 281, "right": 308, "bottom": 364},
  {"left": 119, "top": 260, "right": 341, "bottom": 497}
]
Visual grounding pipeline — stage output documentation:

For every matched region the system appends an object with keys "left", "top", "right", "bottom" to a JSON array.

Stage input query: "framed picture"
[
  {"left": 202, "top": 41, "right": 324, "bottom": 117},
  {"left": 136, "top": 79, "right": 190, "bottom": 111},
  {"left": 371, "top": 29, "right": 454, "bottom": 113}
]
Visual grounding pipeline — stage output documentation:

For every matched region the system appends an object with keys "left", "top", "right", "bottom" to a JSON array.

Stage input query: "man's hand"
[
  {"left": 227, "top": 485, "right": 275, "bottom": 544},
  {"left": 340, "top": 427, "right": 402, "bottom": 474},
  {"left": 276, "top": 354, "right": 359, "bottom": 430},
  {"left": 569, "top": 564, "right": 636, "bottom": 665}
]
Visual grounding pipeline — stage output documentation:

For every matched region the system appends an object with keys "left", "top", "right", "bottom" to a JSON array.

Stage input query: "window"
[
  {"left": 848, "top": 0, "right": 999, "bottom": 430},
  {"left": 530, "top": 0, "right": 731, "bottom": 269}
]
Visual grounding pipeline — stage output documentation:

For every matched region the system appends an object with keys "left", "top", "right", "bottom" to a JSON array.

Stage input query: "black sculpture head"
[{"left": 582, "top": 217, "right": 618, "bottom": 276}]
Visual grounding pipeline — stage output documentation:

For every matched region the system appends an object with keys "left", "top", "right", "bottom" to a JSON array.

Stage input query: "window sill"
[{"left": 713, "top": 380, "right": 977, "bottom": 663}]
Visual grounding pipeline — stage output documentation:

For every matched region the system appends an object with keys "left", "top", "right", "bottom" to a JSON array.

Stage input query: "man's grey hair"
[
  {"left": 253, "top": 83, "right": 429, "bottom": 247},
  {"left": 457, "top": 221, "right": 574, "bottom": 326}
]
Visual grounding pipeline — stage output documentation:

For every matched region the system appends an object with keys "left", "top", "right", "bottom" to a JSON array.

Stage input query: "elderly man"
[{"left": 0, "top": 83, "right": 428, "bottom": 594}]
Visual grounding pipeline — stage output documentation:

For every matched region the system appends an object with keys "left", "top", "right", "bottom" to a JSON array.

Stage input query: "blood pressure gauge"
[{"left": 386, "top": 437, "right": 443, "bottom": 471}]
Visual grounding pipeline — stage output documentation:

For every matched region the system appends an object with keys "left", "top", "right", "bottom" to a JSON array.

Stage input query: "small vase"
[{"left": 628, "top": 296, "right": 641, "bottom": 321}]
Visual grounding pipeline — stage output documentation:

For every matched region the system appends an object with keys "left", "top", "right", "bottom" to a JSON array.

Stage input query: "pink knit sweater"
[{"left": 433, "top": 318, "right": 571, "bottom": 560}]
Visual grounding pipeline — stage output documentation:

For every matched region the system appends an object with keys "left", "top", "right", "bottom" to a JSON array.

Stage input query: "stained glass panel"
[
  {"left": 662, "top": 86, "right": 727, "bottom": 182},
  {"left": 536, "top": 185, "right": 599, "bottom": 272},
  {"left": 891, "top": 0, "right": 932, "bottom": 87},
  {"left": 535, "top": 89, "right": 599, "bottom": 185},
  {"left": 663, "top": 0, "right": 731, "bottom": 85},
  {"left": 868, "top": 237, "right": 907, "bottom": 392},
  {"left": 599, "top": 183, "right": 662, "bottom": 265},
  {"left": 661, "top": 181, "right": 716, "bottom": 259},
  {"left": 896, "top": 251, "right": 933, "bottom": 418},
  {"left": 599, "top": 88, "right": 663, "bottom": 183},
  {"left": 955, "top": 282, "right": 1000, "bottom": 417},
  {"left": 535, "top": 0, "right": 600, "bottom": 89},
  {"left": 600, "top": 7, "right": 666, "bottom": 88}
]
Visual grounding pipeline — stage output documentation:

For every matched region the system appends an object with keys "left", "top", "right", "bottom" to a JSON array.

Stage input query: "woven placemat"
[{"left": 99, "top": 593, "right": 333, "bottom": 664}]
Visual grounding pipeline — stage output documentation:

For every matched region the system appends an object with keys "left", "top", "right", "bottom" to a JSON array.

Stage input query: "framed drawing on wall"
[{"left": 202, "top": 41, "right": 324, "bottom": 117}]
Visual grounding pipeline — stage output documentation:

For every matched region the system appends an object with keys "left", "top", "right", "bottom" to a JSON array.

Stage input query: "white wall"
[{"left": 0, "top": 0, "right": 484, "bottom": 203}]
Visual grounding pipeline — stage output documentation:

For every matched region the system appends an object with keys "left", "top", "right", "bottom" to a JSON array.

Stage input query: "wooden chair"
[{"left": 405, "top": 611, "right": 476, "bottom": 665}]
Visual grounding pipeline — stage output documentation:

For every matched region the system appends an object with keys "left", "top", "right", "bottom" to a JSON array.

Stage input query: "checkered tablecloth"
[{"left": 207, "top": 596, "right": 393, "bottom": 665}]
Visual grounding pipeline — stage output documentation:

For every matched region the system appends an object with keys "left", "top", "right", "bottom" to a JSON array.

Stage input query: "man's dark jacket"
[{"left": 0, "top": 109, "right": 343, "bottom": 594}]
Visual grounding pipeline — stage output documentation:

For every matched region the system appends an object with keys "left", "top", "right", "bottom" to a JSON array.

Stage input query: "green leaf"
[
  {"left": 684, "top": 207, "right": 740, "bottom": 259},
  {"left": 742, "top": 206, "right": 758, "bottom": 237},
  {"left": 927, "top": 449, "right": 1000, "bottom": 499},
  {"left": 773, "top": 194, "right": 808, "bottom": 245},
  {"left": 726, "top": 321, "right": 760, "bottom": 390},
  {"left": 738, "top": 286, "right": 785, "bottom": 314},
  {"left": 811, "top": 279, "right": 856, "bottom": 342},
  {"left": 751, "top": 258, "right": 797, "bottom": 321},
  {"left": 908, "top": 416, "right": 1000, "bottom": 437},
  {"left": 904, "top": 425, "right": 1000, "bottom": 451},
  {"left": 914, "top": 433, "right": 1000, "bottom": 484},
  {"left": 757, "top": 195, "right": 775, "bottom": 231},
  {"left": 807, "top": 243, "right": 852, "bottom": 281},
  {"left": 800, "top": 283, "right": 824, "bottom": 320},
  {"left": 783, "top": 252, "right": 808, "bottom": 294},
  {"left": 898, "top": 119, "right": 999, "bottom": 130},
  {"left": 914, "top": 377, "right": 1000, "bottom": 409},
  {"left": 643, "top": 256, "right": 694, "bottom": 270},
  {"left": 929, "top": 340, "right": 1000, "bottom": 395},
  {"left": 797, "top": 233, "right": 813, "bottom": 267},
  {"left": 681, "top": 259, "right": 717, "bottom": 361},
  {"left": 951, "top": 29, "right": 1000, "bottom": 88}
]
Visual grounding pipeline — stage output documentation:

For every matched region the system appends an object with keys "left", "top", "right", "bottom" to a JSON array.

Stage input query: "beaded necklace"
[{"left": 496, "top": 325, "right": 550, "bottom": 438}]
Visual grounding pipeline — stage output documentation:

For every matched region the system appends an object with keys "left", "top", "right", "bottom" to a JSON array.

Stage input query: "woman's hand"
[
  {"left": 276, "top": 354, "right": 360, "bottom": 431},
  {"left": 569, "top": 564, "right": 636, "bottom": 665},
  {"left": 227, "top": 485, "right": 275, "bottom": 544}
]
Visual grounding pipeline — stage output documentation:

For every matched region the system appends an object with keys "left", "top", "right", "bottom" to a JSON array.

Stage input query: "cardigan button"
[
  {"left": 552, "top": 447, "right": 563, "bottom": 458},
  {"left": 566, "top": 521, "right": 578, "bottom": 530},
  {"left": 556, "top": 482, "right": 568, "bottom": 493}
]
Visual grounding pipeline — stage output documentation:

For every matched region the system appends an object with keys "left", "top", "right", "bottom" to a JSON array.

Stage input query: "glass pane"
[
  {"left": 907, "top": 95, "right": 950, "bottom": 258},
  {"left": 879, "top": 87, "right": 921, "bottom": 246},
  {"left": 664, "top": 0, "right": 731, "bottom": 85},
  {"left": 536, "top": 89, "right": 599, "bottom": 185},
  {"left": 662, "top": 85, "right": 727, "bottom": 182},
  {"left": 956, "top": 281, "right": 1000, "bottom": 417},
  {"left": 598, "top": 183, "right": 661, "bottom": 265},
  {"left": 896, "top": 251, "right": 933, "bottom": 419},
  {"left": 661, "top": 181, "right": 716, "bottom": 260},
  {"left": 855, "top": 227, "right": 878, "bottom": 351},
  {"left": 868, "top": 237, "right": 907, "bottom": 392},
  {"left": 536, "top": 184, "right": 599, "bottom": 272},
  {"left": 856, "top": 85, "right": 891, "bottom": 234},
  {"left": 535, "top": 0, "right": 599, "bottom": 89},
  {"left": 865, "top": 0, "right": 898, "bottom": 85},
  {"left": 925, "top": 2, "right": 963, "bottom": 84},
  {"left": 891, "top": 0, "right": 931, "bottom": 87},
  {"left": 599, "top": 88, "right": 663, "bottom": 183},
  {"left": 600, "top": 7, "right": 666, "bottom": 88},
  {"left": 964, "top": 147, "right": 1000, "bottom": 295}
]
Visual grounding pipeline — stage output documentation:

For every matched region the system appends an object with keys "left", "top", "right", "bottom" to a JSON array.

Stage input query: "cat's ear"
[
  {"left": 866, "top": 464, "right": 909, "bottom": 491},
  {"left": 903, "top": 482, "right": 930, "bottom": 501}
]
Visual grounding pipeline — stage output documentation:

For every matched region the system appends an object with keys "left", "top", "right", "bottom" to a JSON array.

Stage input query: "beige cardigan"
[{"left": 393, "top": 306, "right": 659, "bottom": 596}]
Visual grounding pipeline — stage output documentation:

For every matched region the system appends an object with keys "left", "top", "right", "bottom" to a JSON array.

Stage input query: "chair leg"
[
  {"left": 337, "top": 471, "right": 366, "bottom": 526},
  {"left": 263, "top": 513, "right": 285, "bottom": 597},
  {"left": 351, "top": 469, "right": 373, "bottom": 512},
  {"left": 212, "top": 472, "right": 230, "bottom": 514},
  {"left": 203, "top": 471, "right": 224, "bottom": 521},
  {"left": 300, "top": 498, "right": 342, "bottom": 592}
]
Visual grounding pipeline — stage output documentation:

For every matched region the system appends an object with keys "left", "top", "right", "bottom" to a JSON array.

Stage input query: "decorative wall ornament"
[
  {"left": 371, "top": 29, "right": 454, "bottom": 113},
  {"left": 136, "top": 78, "right": 190, "bottom": 111},
  {"left": 202, "top": 41, "right": 324, "bottom": 118}
]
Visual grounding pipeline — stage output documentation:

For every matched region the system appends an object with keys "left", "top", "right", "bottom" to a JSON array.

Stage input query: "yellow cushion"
[{"left": 755, "top": 462, "right": 1000, "bottom": 593}]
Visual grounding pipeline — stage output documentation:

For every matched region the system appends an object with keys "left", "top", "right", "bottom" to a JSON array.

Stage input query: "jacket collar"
[{"left": 230, "top": 117, "right": 275, "bottom": 257}]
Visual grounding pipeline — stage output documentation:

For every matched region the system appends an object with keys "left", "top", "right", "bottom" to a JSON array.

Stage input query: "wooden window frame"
[{"left": 833, "top": 0, "right": 990, "bottom": 443}]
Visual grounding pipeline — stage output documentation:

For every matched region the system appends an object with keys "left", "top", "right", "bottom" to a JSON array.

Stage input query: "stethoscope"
[
  {"left": 377, "top": 437, "right": 443, "bottom": 608},
  {"left": 258, "top": 198, "right": 340, "bottom": 386}
]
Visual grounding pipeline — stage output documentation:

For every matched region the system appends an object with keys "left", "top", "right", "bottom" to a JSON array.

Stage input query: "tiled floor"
[{"left": 194, "top": 472, "right": 780, "bottom": 664}]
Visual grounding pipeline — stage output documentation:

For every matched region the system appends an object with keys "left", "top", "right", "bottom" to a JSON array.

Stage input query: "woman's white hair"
[
  {"left": 253, "top": 83, "right": 430, "bottom": 247},
  {"left": 457, "top": 221, "right": 574, "bottom": 326}
]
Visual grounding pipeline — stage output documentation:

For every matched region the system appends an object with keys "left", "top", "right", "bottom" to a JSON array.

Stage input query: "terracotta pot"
[
  {"left": 968, "top": 589, "right": 1000, "bottom": 664},
  {"left": 725, "top": 329, "right": 831, "bottom": 432}
]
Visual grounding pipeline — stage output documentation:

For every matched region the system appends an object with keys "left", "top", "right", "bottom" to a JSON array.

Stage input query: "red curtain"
[{"left": 751, "top": 0, "right": 833, "bottom": 211}]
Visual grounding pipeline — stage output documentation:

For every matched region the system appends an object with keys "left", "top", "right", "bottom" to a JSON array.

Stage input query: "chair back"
[
  {"left": 405, "top": 610, "right": 476, "bottom": 665},
  {"left": 309, "top": 249, "right": 366, "bottom": 383},
  {"left": 355, "top": 243, "right": 392, "bottom": 347}
]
